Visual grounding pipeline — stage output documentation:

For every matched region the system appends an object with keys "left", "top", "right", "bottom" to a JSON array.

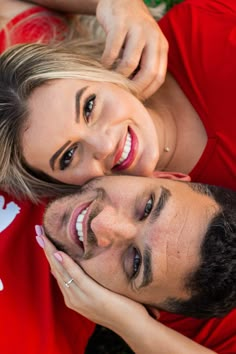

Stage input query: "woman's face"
[{"left": 23, "top": 78, "right": 159, "bottom": 185}]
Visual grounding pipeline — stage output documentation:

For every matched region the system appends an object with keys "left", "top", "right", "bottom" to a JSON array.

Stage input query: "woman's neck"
[{"left": 146, "top": 72, "right": 207, "bottom": 174}]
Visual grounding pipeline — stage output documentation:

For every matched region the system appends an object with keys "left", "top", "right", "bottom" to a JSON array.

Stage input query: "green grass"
[{"left": 145, "top": 0, "right": 183, "bottom": 10}]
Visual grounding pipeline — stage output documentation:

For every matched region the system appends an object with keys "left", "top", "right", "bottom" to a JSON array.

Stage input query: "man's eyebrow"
[
  {"left": 150, "top": 186, "right": 171, "bottom": 224},
  {"left": 49, "top": 140, "right": 71, "bottom": 171},
  {"left": 139, "top": 245, "right": 153, "bottom": 289},
  {"left": 137, "top": 188, "right": 171, "bottom": 289},
  {"left": 75, "top": 86, "right": 88, "bottom": 123}
]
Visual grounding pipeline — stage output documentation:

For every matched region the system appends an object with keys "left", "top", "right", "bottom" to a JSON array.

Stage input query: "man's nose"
[{"left": 90, "top": 206, "right": 137, "bottom": 248}]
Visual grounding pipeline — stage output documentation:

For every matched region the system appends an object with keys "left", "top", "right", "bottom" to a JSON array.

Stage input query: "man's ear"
[{"left": 152, "top": 171, "right": 191, "bottom": 182}]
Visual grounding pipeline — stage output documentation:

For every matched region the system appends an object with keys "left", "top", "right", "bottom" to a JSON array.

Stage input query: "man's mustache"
[{"left": 83, "top": 203, "right": 103, "bottom": 260}]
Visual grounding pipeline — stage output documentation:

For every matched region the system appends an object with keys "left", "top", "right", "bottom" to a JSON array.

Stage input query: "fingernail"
[
  {"left": 35, "top": 225, "right": 44, "bottom": 236},
  {"left": 36, "top": 236, "right": 45, "bottom": 249},
  {"left": 54, "top": 252, "right": 63, "bottom": 263}
]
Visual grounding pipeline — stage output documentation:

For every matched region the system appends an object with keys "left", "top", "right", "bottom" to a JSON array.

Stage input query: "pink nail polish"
[
  {"left": 36, "top": 236, "right": 45, "bottom": 249},
  {"left": 54, "top": 252, "right": 63, "bottom": 263},
  {"left": 35, "top": 225, "right": 43, "bottom": 236}
]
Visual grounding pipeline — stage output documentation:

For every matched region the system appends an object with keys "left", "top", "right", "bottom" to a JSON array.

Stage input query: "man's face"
[{"left": 43, "top": 176, "right": 219, "bottom": 309}]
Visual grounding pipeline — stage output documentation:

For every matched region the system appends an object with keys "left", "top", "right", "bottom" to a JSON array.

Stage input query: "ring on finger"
[{"left": 64, "top": 278, "right": 74, "bottom": 288}]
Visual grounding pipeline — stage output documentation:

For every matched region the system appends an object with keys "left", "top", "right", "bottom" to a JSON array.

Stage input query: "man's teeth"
[
  {"left": 76, "top": 207, "right": 88, "bottom": 243},
  {"left": 117, "top": 132, "right": 132, "bottom": 165}
]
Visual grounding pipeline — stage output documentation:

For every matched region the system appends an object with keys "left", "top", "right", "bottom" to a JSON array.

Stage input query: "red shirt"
[
  {"left": 1, "top": 2, "right": 236, "bottom": 353},
  {"left": 158, "top": 0, "right": 236, "bottom": 352},
  {"left": 0, "top": 7, "right": 95, "bottom": 354},
  {"left": 0, "top": 6, "right": 69, "bottom": 52},
  {"left": 160, "top": 0, "right": 236, "bottom": 191}
]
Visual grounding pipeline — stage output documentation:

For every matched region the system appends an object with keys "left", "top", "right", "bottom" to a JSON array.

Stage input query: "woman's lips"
[{"left": 113, "top": 127, "right": 138, "bottom": 171}]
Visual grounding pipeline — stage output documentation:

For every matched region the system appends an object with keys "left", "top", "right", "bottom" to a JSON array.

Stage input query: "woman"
[{"left": 0, "top": 0, "right": 235, "bottom": 204}]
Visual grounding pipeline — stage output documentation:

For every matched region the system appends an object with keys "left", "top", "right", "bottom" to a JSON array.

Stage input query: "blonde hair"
[{"left": 0, "top": 40, "right": 139, "bottom": 202}]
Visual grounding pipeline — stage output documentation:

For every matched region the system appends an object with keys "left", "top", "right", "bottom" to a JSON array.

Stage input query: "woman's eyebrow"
[
  {"left": 75, "top": 86, "right": 88, "bottom": 123},
  {"left": 49, "top": 140, "right": 71, "bottom": 171},
  {"left": 49, "top": 86, "right": 89, "bottom": 170}
]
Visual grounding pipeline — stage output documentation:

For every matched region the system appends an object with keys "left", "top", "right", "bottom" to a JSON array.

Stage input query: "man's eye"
[
  {"left": 83, "top": 94, "right": 96, "bottom": 122},
  {"left": 60, "top": 146, "right": 77, "bottom": 170},
  {"left": 132, "top": 247, "right": 141, "bottom": 279},
  {"left": 142, "top": 195, "right": 154, "bottom": 219}
]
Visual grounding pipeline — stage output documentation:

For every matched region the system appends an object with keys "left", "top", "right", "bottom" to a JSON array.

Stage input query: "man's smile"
[
  {"left": 67, "top": 188, "right": 105, "bottom": 259},
  {"left": 69, "top": 201, "right": 92, "bottom": 256}
]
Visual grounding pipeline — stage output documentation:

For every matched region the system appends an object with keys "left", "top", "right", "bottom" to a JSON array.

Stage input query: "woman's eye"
[
  {"left": 83, "top": 94, "right": 96, "bottom": 122},
  {"left": 60, "top": 146, "right": 77, "bottom": 170},
  {"left": 132, "top": 248, "right": 141, "bottom": 279},
  {"left": 142, "top": 195, "right": 154, "bottom": 219}
]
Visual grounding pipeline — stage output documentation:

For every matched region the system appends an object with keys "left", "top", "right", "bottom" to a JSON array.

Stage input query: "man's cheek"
[
  {"left": 80, "top": 259, "right": 112, "bottom": 287},
  {"left": 81, "top": 259, "right": 124, "bottom": 293}
]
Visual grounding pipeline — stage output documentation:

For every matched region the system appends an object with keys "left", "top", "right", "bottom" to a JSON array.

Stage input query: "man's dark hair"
[{"left": 164, "top": 184, "right": 236, "bottom": 318}]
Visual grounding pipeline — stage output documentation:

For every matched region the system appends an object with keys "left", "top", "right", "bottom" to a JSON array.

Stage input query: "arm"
[
  {"left": 0, "top": 0, "right": 34, "bottom": 27},
  {"left": 26, "top": 0, "right": 98, "bottom": 14},
  {"left": 25, "top": 0, "right": 169, "bottom": 99},
  {"left": 37, "top": 234, "right": 216, "bottom": 354}
]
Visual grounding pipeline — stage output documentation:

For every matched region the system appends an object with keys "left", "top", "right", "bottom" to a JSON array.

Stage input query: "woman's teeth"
[
  {"left": 76, "top": 207, "right": 88, "bottom": 243},
  {"left": 117, "top": 132, "right": 132, "bottom": 165}
]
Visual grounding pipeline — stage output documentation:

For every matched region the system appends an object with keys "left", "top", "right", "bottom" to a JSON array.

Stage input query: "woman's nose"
[
  {"left": 90, "top": 206, "right": 136, "bottom": 248},
  {"left": 84, "top": 132, "right": 116, "bottom": 161}
]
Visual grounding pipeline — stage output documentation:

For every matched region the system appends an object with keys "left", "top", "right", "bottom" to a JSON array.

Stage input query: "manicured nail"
[
  {"left": 35, "top": 225, "right": 44, "bottom": 236},
  {"left": 54, "top": 252, "right": 63, "bottom": 263},
  {"left": 36, "top": 236, "right": 45, "bottom": 249}
]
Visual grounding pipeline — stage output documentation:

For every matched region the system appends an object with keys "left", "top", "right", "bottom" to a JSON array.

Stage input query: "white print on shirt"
[
  {"left": 0, "top": 278, "right": 4, "bottom": 291},
  {"left": 0, "top": 196, "right": 21, "bottom": 233}
]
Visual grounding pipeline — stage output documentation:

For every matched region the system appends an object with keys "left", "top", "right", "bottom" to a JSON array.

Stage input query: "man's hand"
[{"left": 97, "top": 0, "right": 168, "bottom": 99}]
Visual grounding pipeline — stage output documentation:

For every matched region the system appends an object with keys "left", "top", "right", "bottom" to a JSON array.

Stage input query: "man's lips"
[
  {"left": 69, "top": 202, "right": 92, "bottom": 254},
  {"left": 113, "top": 127, "right": 138, "bottom": 171}
]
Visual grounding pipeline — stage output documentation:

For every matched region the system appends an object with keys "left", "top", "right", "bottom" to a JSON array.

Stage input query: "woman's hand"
[
  {"left": 97, "top": 0, "right": 168, "bottom": 99},
  {"left": 30, "top": 0, "right": 168, "bottom": 99},
  {"left": 36, "top": 229, "right": 215, "bottom": 354},
  {"left": 36, "top": 231, "right": 149, "bottom": 332}
]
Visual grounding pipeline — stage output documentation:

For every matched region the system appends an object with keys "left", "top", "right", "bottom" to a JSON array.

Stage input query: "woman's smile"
[
  {"left": 112, "top": 128, "right": 138, "bottom": 171},
  {"left": 23, "top": 78, "right": 160, "bottom": 185}
]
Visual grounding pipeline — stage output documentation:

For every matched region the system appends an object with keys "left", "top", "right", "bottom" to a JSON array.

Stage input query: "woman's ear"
[{"left": 152, "top": 171, "right": 191, "bottom": 182}]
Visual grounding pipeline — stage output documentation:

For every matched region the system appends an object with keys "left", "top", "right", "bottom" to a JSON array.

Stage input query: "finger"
[
  {"left": 132, "top": 37, "right": 168, "bottom": 98},
  {"left": 40, "top": 234, "right": 59, "bottom": 262},
  {"left": 115, "top": 29, "right": 145, "bottom": 78},
  {"left": 41, "top": 236, "right": 88, "bottom": 290},
  {"left": 101, "top": 28, "right": 126, "bottom": 67}
]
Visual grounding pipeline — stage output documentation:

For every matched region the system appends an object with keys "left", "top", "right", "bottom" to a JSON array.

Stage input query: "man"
[{"left": 40, "top": 173, "right": 236, "bottom": 353}]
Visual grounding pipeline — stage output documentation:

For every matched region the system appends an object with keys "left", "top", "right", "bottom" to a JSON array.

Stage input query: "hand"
[
  {"left": 96, "top": 0, "right": 168, "bottom": 99},
  {"left": 37, "top": 232, "right": 149, "bottom": 332}
]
